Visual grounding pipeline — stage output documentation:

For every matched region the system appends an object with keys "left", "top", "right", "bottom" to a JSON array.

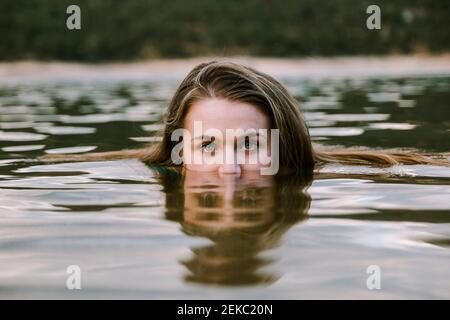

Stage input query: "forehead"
[{"left": 184, "top": 98, "right": 270, "bottom": 131}]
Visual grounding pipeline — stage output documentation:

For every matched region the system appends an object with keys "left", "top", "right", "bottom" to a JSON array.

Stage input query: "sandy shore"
[{"left": 1, "top": 55, "right": 450, "bottom": 81}]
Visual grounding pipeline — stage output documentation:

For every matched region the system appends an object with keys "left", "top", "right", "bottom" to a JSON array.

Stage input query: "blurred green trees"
[{"left": 1, "top": 0, "right": 448, "bottom": 61}]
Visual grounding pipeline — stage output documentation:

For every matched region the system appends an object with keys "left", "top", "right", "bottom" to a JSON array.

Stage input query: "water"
[{"left": 0, "top": 74, "right": 449, "bottom": 299}]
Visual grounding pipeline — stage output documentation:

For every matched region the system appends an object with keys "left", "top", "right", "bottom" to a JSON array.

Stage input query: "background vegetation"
[{"left": 1, "top": 0, "right": 449, "bottom": 61}]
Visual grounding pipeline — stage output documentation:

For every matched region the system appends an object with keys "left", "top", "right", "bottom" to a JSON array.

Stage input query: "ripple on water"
[
  {"left": 0, "top": 122, "right": 35, "bottom": 129},
  {"left": 309, "top": 127, "right": 365, "bottom": 137},
  {"left": 367, "top": 92, "right": 402, "bottom": 103},
  {"left": 44, "top": 146, "right": 97, "bottom": 154},
  {"left": 0, "top": 131, "right": 48, "bottom": 142},
  {"left": 1, "top": 145, "right": 45, "bottom": 152},
  {"left": 323, "top": 113, "right": 390, "bottom": 122},
  {"left": 368, "top": 122, "right": 417, "bottom": 130},
  {"left": 34, "top": 126, "right": 96, "bottom": 135},
  {"left": 0, "top": 76, "right": 449, "bottom": 299}
]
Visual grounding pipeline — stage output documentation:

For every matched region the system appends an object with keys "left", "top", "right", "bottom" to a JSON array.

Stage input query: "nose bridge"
[
  {"left": 224, "top": 140, "right": 237, "bottom": 165},
  {"left": 219, "top": 148, "right": 241, "bottom": 176},
  {"left": 218, "top": 132, "right": 242, "bottom": 176}
]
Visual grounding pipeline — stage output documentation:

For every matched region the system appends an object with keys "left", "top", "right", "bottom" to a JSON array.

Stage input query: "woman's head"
[{"left": 143, "top": 60, "right": 315, "bottom": 175}]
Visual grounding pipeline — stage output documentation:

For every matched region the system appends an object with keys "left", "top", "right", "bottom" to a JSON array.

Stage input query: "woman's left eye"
[{"left": 242, "top": 140, "right": 258, "bottom": 151}]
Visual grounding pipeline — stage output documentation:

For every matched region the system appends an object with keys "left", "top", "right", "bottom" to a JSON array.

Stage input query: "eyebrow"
[
  {"left": 191, "top": 132, "right": 261, "bottom": 142},
  {"left": 192, "top": 134, "right": 215, "bottom": 142}
]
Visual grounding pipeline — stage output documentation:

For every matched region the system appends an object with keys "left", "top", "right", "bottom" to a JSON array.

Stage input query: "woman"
[{"left": 42, "top": 60, "right": 450, "bottom": 174}]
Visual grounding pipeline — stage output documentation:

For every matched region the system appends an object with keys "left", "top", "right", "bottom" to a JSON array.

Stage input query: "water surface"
[{"left": 0, "top": 74, "right": 449, "bottom": 299}]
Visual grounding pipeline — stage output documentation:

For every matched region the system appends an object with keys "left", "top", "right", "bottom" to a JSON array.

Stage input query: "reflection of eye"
[
  {"left": 198, "top": 193, "right": 219, "bottom": 207},
  {"left": 235, "top": 189, "right": 260, "bottom": 207}
]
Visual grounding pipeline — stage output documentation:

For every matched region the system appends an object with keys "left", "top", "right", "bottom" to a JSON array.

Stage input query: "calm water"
[{"left": 0, "top": 74, "right": 449, "bottom": 299}]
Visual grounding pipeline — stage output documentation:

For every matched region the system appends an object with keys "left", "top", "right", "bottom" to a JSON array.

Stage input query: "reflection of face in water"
[
  {"left": 161, "top": 168, "right": 312, "bottom": 286},
  {"left": 183, "top": 171, "right": 275, "bottom": 231}
]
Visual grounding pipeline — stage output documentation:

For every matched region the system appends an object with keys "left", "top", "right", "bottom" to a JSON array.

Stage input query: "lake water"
[{"left": 0, "top": 73, "right": 449, "bottom": 299}]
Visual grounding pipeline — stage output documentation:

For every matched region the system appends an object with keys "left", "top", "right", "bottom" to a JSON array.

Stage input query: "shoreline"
[{"left": 1, "top": 54, "right": 450, "bottom": 82}]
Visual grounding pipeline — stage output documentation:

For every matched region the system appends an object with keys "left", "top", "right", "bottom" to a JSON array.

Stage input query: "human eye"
[
  {"left": 201, "top": 140, "right": 216, "bottom": 153},
  {"left": 240, "top": 137, "right": 258, "bottom": 151}
]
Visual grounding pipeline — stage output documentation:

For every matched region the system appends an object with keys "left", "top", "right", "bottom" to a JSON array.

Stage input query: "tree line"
[{"left": 1, "top": 0, "right": 448, "bottom": 61}]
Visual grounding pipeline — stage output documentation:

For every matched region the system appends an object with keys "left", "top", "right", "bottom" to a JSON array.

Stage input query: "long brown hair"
[{"left": 41, "top": 60, "right": 450, "bottom": 171}]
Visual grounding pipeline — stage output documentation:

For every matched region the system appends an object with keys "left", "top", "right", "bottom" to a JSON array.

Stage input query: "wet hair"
[{"left": 41, "top": 60, "right": 450, "bottom": 172}]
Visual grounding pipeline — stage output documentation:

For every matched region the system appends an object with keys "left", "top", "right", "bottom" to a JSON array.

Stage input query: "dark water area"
[{"left": 0, "top": 75, "right": 449, "bottom": 298}]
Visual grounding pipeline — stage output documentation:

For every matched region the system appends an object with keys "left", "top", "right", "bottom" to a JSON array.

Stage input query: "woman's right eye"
[{"left": 201, "top": 141, "right": 215, "bottom": 153}]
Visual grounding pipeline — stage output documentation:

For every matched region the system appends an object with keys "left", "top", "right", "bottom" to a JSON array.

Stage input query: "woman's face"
[{"left": 182, "top": 98, "right": 273, "bottom": 176}]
